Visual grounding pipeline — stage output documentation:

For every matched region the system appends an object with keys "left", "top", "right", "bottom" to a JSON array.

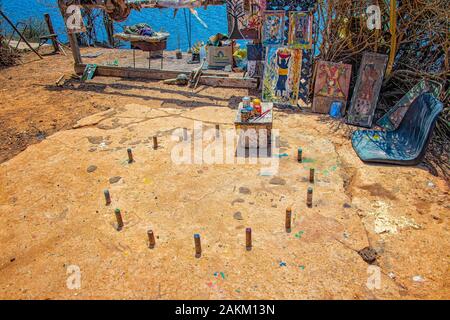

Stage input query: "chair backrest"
[{"left": 394, "top": 93, "right": 443, "bottom": 153}]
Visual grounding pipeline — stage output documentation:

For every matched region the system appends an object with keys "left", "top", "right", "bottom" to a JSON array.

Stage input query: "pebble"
[
  {"left": 233, "top": 212, "right": 243, "bottom": 220},
  {"left": 269, "top": 177, "right": 286, "bottom": 185},
  {"left": 239, "top": 187, "right": 251, "bottom": 195},
  {"left": 109, "top": 176, "right": 122, "bottom": 184},
  {"left": 87, "top": 165, "right": 97, "bottom": 173}
]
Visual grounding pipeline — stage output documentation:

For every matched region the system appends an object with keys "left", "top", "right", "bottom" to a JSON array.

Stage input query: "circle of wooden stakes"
[{"left": 105, "top": 147, "right": 325, "bottom": 257}]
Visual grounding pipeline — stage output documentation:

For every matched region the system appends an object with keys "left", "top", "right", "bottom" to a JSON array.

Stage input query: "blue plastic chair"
[{"left": 352, "top": 93, "right": 443, "bottom": 165}]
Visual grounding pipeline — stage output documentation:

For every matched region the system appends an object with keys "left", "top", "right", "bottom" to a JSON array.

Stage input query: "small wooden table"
[{"left": 234, "top": 102, "right": 273, "bottom": 149}]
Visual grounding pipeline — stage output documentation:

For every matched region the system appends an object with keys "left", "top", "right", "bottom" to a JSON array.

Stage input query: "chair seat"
[{"left": 351, "top": 93, "right": 443, "bottom": 165}]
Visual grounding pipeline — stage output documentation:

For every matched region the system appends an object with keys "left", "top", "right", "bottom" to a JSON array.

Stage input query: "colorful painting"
[
  {"left": 288, "top": 12, "right": 313, "bottom": 49},
  {"left": 347, "top": 52, "right": 388, "bottom": 127},
  {"left": 312, "top": 61, "right": 352, "bottom": 114},
  {"left": 262, "top": 11, "right": 285, "bottom": 46},
  {"left": 226, "top": 0, "right": 263, "bottom": 40},
  {"left": 262, "top": 46, "right": 302, "bottom": 106},
  {"left": 377, "top": 80, "right": 442, "bottom": 131}
]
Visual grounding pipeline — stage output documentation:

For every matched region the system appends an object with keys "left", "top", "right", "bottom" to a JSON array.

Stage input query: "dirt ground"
[{"left": 0, "top": 49, "right": 449, "bottom": 299}]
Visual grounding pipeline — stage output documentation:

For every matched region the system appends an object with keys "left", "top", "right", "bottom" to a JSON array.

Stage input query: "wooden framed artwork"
[
  {"left": 226, "top": 0, "right": 263, "bottom": 40},
  {"left": 312, "top": 60, "right": 352, "bottom": 114},
  {"left": 262, "top": 46, "right": 302, "bottom": 106},
  {"left": 347, "top": 52, "right": 388, "bottom": 127},
  {"left": 288, "top": 11, "right": 313, "bottom": 49},
  {"left": 261, "top": 10, "right": 285, "bottom": 46}
]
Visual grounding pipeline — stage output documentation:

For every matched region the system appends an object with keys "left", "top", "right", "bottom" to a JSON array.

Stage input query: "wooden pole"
[
  {"left": 285, "top": 208, "right": 292, "bottom": 232},
  {"left": 246, "top": 228, "right": 252, "bottom": 251},
  {"left": 0, "top": 10, "right": 43, "bottom": 59},
  {"left": 68, "top": 32, "right": 82, "bottom": 65},
  {"left": 44, "top": 13, "right": 59, "bottom": 53}
]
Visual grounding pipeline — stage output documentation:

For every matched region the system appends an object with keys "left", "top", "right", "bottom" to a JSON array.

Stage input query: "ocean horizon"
[{"left": 1, "top": 0, "right": 228, "bottom": 51}]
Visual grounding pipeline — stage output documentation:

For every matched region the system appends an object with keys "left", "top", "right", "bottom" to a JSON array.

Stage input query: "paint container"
[
  {"left": 242, "top": 96, "right": 251, "bottom": 108},
  {"left": 246, "top": 228, "right": 252, "bottom": 251},
  {"left": 127, "top": 148, "right": 133, "bottom": 163},
  {"left": 253, "top": 99, "right": 262, "bottom": 115},
  {"left": 330, "top": 101, "right": 343, "bottom": 118},
  {"left": 309, "top": 168, "right": 315, "bottom": 183},
  {"left": 104, "top": 189, "right": 111, "bottom": 205},
  {"left": 307, "top": 187, "right": 313, "bottom": 208},
  {"left": 194, "top": 234, "right": 202, "bottom": 258},
  {"left": 147, "top": 230, "right": 156, "bottom": 249},
  {"left": 114, "top": 208, "right": 124, "bottom": 230},
  {"left": 241, "top": 109, "right": 250, "bottom": 122},
  {"left": 285, "top": 207, "right": 292, "bottom": 232},
  {"left": 297, "top": 148, "right": 303, "bottom": 162},
  {"left": 153, "top": 136, "right": 158, "bottom": 150}
]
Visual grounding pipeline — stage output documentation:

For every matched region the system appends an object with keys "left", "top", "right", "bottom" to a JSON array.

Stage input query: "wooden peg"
[{"left": 246, "top": 228, "right": 252, "bottom": 251}]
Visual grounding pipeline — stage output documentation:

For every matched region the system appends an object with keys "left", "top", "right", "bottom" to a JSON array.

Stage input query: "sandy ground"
[{"left": 0, "top": 49, "right": 449, "bottom": 299}]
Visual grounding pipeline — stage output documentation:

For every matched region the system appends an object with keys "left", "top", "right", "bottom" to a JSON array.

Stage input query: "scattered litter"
[
  {"left": 214, "top": 272, "right": 226, "bottom": 280},
  {"left": 343, "top": 231, "right": 350, "bottom": 239},
  {"left": 143, "top": 178, "right": 152, "bottom": 185},
  {"left": 388, "top": 272, "right": 396, "bottom": 279},
  {"left": 412, "top": 275, "right": 425, "bottom": 282},
  {"left": 299, "top": 265, "right": 305, "bottom": 270},
  {"left": 427, "top": 182, "right": 435, "bottom": 188},
  {"left": 279, "top": 261, "right": 287, "bottom": 267}
]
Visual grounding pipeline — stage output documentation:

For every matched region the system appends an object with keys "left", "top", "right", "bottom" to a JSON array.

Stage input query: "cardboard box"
[{"left": 207, "top": 46, "right": 233, "bottom": 68}]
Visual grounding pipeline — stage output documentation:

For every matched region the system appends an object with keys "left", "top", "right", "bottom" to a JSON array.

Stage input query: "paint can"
[{"left": 242, "top": 96, "right": 251, "bottom": 108}]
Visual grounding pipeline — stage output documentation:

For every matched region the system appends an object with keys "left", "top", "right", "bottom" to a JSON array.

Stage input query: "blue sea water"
[{"left": 1, "top": 0, "right": 228, "bottom": 50}]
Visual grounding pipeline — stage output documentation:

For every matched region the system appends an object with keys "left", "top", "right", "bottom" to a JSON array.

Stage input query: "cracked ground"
[{"left": 0, "top": 49, "right": 448, "bottom": 299}]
